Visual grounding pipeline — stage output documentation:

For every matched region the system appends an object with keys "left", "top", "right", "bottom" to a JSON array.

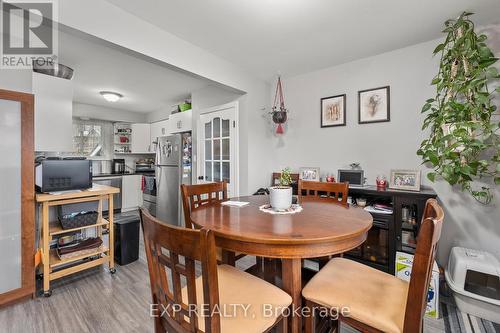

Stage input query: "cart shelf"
[{"left": 49, "top": 218, "right": 109, "bottom": 236}]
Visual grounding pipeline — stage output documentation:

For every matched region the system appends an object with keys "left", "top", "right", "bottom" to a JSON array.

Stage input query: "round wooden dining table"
[{"left": 190, "top": 195, "right": 373, "bottom": 333}]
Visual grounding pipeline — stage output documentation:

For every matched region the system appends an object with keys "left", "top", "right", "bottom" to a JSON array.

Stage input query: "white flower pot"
[{"left": 269, "top": 186, "right": 292, "bottom": 211}]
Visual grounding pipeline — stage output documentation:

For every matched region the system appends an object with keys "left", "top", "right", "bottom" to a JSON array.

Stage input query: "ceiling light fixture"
[{"left": 100, "top": 91, "right": 123, "bottom": 102}]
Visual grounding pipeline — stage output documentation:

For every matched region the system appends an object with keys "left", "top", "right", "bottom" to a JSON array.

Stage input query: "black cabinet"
[{"left": 345, "top": 186, "right": 437, "bottom": 274}]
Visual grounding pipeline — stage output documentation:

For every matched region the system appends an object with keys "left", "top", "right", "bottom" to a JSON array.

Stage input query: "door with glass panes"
[
  {"left": 0, "top": 89, "right": 35, "bottom": 306},
  {"left": 198, "top": 105, "right": 238, "bottom": 197}
]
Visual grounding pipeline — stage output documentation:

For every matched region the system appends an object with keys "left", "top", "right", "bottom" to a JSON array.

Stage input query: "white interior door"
[{"left": 198, "top": 103, "right": 239, "bottom": 197}]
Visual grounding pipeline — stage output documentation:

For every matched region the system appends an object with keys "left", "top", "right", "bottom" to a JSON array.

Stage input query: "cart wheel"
[
  {"left": 43, "top": 290, "right": 52, "bottom": 297},
  {"left": 109, "top": 268, "right": 116, "bottom": 274}
]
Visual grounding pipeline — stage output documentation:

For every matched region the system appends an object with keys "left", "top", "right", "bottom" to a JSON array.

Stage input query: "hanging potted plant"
[
  {"left": 270, "top": 76, "right": 288, "bottom": 135},
  {"left": 418, "top": 12, "right": 500, "bottom": 204},
  {"left": 269, "top": 167, "right": 293, "bottom": 211}
]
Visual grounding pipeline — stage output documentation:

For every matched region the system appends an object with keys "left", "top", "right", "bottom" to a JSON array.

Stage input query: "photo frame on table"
[
  {"left": 321, "top": 94, "right": 346, "bottom": 127},
  {"left": 358, "top": 86, "right": 390, "bottom": 124},
  {"left": 299, "top": 167, "right": 320, "bottom": 181},
  {"left": 389, "top": 169, "right": 421, "bottom": 191}
]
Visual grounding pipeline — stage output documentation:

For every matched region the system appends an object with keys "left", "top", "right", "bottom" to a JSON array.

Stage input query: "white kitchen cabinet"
[
  {"left": 168, "top": 110, "right": 192, "bottom": 133},
  {"left": 32, "top": 72, "right": 73, "bottom": 152},
  {"left": 150, "top": 121, "right": 162, "bottom": 146},
  {"left": 158, "top": 119, "right": 170, "bottom": 136},
  {"left": 131, "top": 123, "right": 151, "bottom": 153},
  {"left": 121, "top": 175, "right": 143, "bottom": 212},
  {"left": 150, "top": 119, "right": 169, "bottom": 143},
  {"left": 150, "top": 119, "right": 170, "bottom": 153}
]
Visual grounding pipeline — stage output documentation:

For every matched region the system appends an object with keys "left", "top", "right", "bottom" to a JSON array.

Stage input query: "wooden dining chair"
[
  {"left": 298, "top": 180, "right": 349, "bottom": 269},
  {"left": 139, "top": 208, "right": 291, "bottom": 333},
  {"left": 298, "top": 180, "right": 349, "bottom": 207},
  {"left": 302, "top": 198, "right": 444, "bottom": 333},
  {"left": 181, "top": 181, "right": 228, "bottom": 229},
  {"left": 180, "top": 182, "right": 247, "bottom": 266}
]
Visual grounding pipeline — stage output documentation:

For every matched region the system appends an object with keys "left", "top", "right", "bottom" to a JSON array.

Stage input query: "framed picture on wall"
[
  {"left": 321, "top": 94, "right": 346, "bottom": 127},
  {"left": 358, "top": 86, "right": 390, "bottom": 124},
  {"left": 389, "top": 169, "right": 421, "bottom": 191},
  {"left": 299, "top": 167, "right": 320, "bottom": 181}
]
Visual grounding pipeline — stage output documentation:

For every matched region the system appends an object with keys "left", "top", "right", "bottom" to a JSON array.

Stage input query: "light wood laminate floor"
[{"left": 0, "top": 237, "right": 445, "bottom": 333}]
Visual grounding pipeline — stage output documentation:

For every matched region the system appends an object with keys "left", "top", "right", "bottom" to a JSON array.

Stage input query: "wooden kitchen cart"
[{"left": 36, "top": 184, "right": 120, "bottom": 297}]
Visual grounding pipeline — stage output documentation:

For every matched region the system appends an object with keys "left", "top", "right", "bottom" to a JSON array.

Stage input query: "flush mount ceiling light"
[{"left": 100, "top": 91, "right": 123, "bottom": 102}]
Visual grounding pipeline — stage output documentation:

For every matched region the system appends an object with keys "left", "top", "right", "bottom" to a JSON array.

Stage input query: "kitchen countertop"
[{"left": 92, "top": 171, "right": 154, "bottom": 178}]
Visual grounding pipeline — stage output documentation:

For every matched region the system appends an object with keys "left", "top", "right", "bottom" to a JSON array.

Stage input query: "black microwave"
[{"left": 35, "top": 159, "right": 92, "bottom": 193}]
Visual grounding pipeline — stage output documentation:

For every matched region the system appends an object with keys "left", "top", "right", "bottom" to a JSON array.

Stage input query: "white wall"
[
  {"left": 268, "top": 38, "right": 500, "bottom": 265},
  {"left": 190, "top": 85, "right": 243, "bottom": 186},
  {"left": 191, "top": 83, "right": 273, "bottom": 195},
  {"left": 0, "top": 69, "right": 32, "bottom": 93},
  {"left": 73, "top": 102, "right": 147, "bottom": 123},
  {"left": 57, "top": 0, "right": 272, "bottom": 196}
]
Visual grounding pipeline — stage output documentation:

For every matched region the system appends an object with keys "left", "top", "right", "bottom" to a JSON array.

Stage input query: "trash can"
[
  {"left": 114, "top": 214, "right": 140, "bottom": 265},
  {"left": 445, "top": 247, "right": 500, "bottom": 323}
]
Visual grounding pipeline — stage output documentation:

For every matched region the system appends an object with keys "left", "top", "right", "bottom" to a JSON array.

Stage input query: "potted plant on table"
[{"left": 269, "top": 167, "right": 293, "bottom": 211}]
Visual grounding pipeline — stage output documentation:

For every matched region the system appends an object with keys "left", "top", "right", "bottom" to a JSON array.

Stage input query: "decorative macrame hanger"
[{"left": 271, "top": 76, "right": 288, "bottom": 134}]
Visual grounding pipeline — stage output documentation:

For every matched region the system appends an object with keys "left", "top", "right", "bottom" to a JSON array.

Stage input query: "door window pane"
[
  {"left": 213, "top": 139, "right": 221, "bottom": 160},
  {"left": 205, "top": 140, "right": 212, "bottom": 160},
  {"left": 222, "top": 162, "right": 230, "bottom": 183},
  {"left": 222, "top": 119, "right": 230, "bottom": 137},
  {"left": 222, "top": 138, "right": 230, "bottom": 160},
  {"left": 213, "top": 117, "right": 221, "bottom": 138},
  {"left": 0, "top": 100, "right": 22, "bottom": 293},
  {"left": 205, "top": 122, "right": 212, "bottom": 139},
  {"left": 205, "top": 162, "right": 212, "bottom": 181},
  {"left": 214, "top": 162, "right": 221, "bottom": 181}
]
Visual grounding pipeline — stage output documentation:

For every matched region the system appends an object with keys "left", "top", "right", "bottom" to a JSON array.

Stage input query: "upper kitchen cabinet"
[
  {"left": 131, "top": 123, "right": 152, "bottom": 153},
  {"left": 150, "top": 119, "right": 169, "bottom": 146},
  {"left": 32, "top": 72, "right": 74, "bottom": 152},
  {"left": 168, "top": 109, "right": 192, "bottom": 133}
]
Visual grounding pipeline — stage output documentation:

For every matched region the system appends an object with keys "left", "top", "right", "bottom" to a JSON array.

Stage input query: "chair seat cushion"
[
  {"left": 182, "top": 264, "right": 292, "bottom": 333},
  {"left": 302, "top": 258, "right": 409, "bottom": 333}
]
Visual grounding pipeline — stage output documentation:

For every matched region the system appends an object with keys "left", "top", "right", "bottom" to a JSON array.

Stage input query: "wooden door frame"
[
  {"left": 0, "top": 89, "right": 35, "bottom": 307},
  {"left": 197, "top": 101, "right": 240, "bottom": 197}
]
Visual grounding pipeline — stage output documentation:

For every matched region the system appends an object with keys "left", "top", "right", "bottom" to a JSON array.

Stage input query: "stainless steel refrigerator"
[{"left": 155, "top": 133, "right": 192, "bottom": 226}]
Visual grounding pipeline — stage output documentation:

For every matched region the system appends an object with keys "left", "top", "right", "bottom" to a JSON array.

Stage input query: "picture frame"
[
  {"left": 389, "top": 169, "right": 421, "bottom": 191},
  {"left": 299, "top": 167, "right": 320, "bottom": 181},
  {"left": 321, "top": 94, "right": 346, "bottom": 127},
  {"left": 358, "top": 86, "right": 390, "bottom": 124}
]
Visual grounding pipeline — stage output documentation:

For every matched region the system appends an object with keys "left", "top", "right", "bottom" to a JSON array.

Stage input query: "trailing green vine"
[{"left": 417, "top": 12, "right": 500, "bottom": 204}]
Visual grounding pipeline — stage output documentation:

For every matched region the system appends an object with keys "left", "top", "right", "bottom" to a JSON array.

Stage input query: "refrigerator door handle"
[
  {"left": 155, "top": 140, "right": 162, "bottom": 166},
  {"left": 165, "top": 141, "right": 172, "bottom": 157}
]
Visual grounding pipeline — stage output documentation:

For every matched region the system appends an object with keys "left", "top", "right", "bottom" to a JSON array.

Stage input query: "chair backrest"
[
  {"left": 181, "top": 182, "right": 228, "bottom": 229},
  {"left": 298, "top": 180, "right": 349, "bottom": 206},
  {"left": 139, "top": 208, "right": 221, "bottom": 333},
  {"left": 404, "top": 198, "right": 444, "bottom": 332}
]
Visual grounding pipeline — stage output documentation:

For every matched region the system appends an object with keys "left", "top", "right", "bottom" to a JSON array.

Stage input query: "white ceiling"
[
  {"left": 105, "top": 0, "right": 500, "bottom": 80},
  {"left": 58, "top": 30, "right": 212, "bottom": 112}
]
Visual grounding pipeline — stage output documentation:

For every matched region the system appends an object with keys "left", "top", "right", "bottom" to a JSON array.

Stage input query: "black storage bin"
[
  {"left": 58, "top": 202, "right": 99, "bottom": 230},
  {"left": 114, "top": 214, "right": 140, "bottom": 265}
]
